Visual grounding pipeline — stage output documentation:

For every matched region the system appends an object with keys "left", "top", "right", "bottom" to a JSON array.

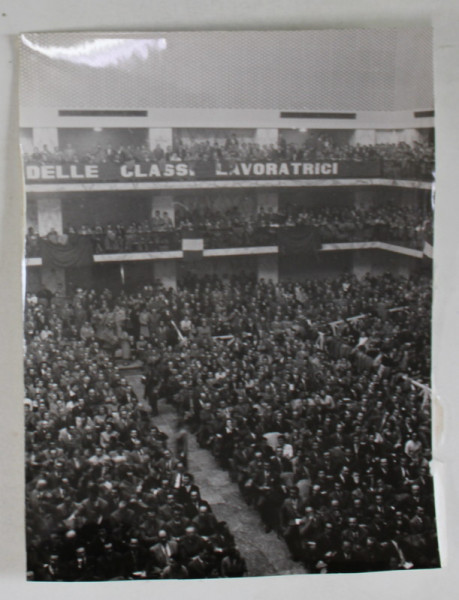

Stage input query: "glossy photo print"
[{"left": 19, "top": 30, "right": 439, "bottom": 581}]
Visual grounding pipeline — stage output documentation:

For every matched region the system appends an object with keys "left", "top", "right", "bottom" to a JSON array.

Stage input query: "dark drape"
[
  {"left": 40, "top": 236, "right": 94, "bottom": 268},
  {"left": 277, "top": 226, "right": 321, "bottom": 255}
]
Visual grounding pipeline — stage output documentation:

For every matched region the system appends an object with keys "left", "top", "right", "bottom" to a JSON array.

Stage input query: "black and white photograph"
[{"left": 19, "top": 29, "right": 440, "bottom": 581}]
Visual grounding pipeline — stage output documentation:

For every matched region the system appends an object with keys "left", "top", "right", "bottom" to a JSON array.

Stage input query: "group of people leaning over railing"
[
  {"left": 285, "top": 201, "right": 433, "bottom": 249},
  {"left": 25, "top": 270, "right": 438, "bottom": 575},
  {"left": 22, "top": 134, "right": 435, "bottom": 180},
  {"left": 25, "top": 201, "right": 432, "bottom": 257}
]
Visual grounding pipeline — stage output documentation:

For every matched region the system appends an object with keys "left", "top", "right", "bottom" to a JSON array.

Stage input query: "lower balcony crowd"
[
  {"left": 26, "top": 201, "right": 433, "bottom": 258},
  {"left": 25, "top": 271, "right": 439, "bottom": 579}
]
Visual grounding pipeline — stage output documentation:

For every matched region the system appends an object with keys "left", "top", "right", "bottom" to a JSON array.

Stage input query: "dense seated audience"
[
  {"left": 22, "top": 133, "right": 435, "bottom": 180},
  {"left": 25, "top": 270, "right": 438, "bottom": 577},
  {"left": 25, "top": 201, "right": 432, "bottom": 257},
  {"left": 25, "top": 289, "right": 247, "bottom": 580}
]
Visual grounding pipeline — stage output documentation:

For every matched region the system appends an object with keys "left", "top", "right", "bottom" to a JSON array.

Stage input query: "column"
[
  {"left": 32, "top": 127, "right": 59, "bottom": 153},
  {"left": 36, "top": 196, "right": 66, "bottom": 293},
  {"left": 20, "top": 129, "right": 34, "bottom": 156},
  {"left": 148, "top": 128, "right": 173, "bottom": 153},
  {"left": 154, "top": 259, "right": 177, "bottom": 291},
  {"left": 257, "top": 254, "right": 279, "bottom": 284},
  {"left": 37, "top": 197, "right": 63, "bottom": 236},
  {"left": 151, "top": 194, "right": 175, "bottom": 225},
  {"left": 26, "top": 198, "right": 39, "bottom": 232}
]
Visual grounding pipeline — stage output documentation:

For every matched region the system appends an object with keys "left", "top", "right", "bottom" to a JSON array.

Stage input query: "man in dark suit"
[
  {"left": 175, "top": 472, "right": 200, "bottom": 505},
  {"left": 120, "top": 537, "right": 148, "bottom": 579},
  {"left": 184, "top": 489, "right": 210, "bottom": 520},
  {"left": 192, "top": 504, "right": 219, "bottom": 537},
  {"left": 94, "top": 542, "right": 124, "bottom": 580},
  {"left": 39, "top": 553, "right": 66, "bottom": 581},
  {"left": 65, "top": 546, "right": 96, "bottom": 581},
  {"left": 280, "top": 486, "right": 305, "bottom": 559},
  {"left": 179, "top": 525, "right": 208, "bottom": 565},
  {"left": 148, "top": 529, "right": 179, "bottom": 578}
]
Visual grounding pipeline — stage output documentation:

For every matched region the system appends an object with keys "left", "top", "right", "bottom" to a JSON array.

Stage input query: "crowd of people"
[
  {"left": 177, "top": 201, "right": 432, "bottom": 250},
  {"left": 282, "top": 201, "right": 433, "bottom": 248},
  {"left": 22, "top": 132, "right": 435, "bottom": 180},
  {"left": 25, "top": 269, "right": 439, "bottom": 578},
  {"left": 25, "top": 286, "right": 247, "bottom": 581},
  {"left": 25, "top": 200, "right": 432, "bottom": 257}
]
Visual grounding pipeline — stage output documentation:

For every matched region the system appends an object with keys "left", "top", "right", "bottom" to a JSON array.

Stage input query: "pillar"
[
  {"left": 257, "top": 254, "right": 279, "bottom": 284},
  {"left": 32, "top": 127, "right": 59, "bottom": 153},
  {"left": 20, "top": 129, "right": 34, "bottom": 156},
  {"left": 36, "top": 196, "right": 65, "bottom": 293},
  {"left": 151, "top": 194, "right": 175, "bottom": 225},
  {"left": 148, "top": 128, "right": 173, "bottom": 153},
  {"left": 26, "top": 198, "right": 39, "bottom": 231},
  {"left": 37, "top": 197, "right": 63, "bottom": 236},
  {"left": 154, "top": 260, "right": 177, "bottom": 291}
]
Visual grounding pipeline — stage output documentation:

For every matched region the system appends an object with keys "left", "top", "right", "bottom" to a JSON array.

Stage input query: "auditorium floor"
[{"left": 127, "top": 374, "right": 306, "bottom": 577}]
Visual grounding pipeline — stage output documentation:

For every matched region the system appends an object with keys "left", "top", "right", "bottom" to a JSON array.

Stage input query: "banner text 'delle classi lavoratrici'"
[{"left": 22, "top": 160, "right": 377, "bottom": 183}]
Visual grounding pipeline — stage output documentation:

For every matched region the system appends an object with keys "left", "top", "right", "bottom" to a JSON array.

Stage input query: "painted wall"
[
  {"left": 149, "top": 128, "right": 173, "bottom": 151},
  {"left": 151, "top": 195, "right": 175, "bottom": 224},
  {"left": 279, "top": 248, "right": 423, "bottom": 282},
  {"left": 352, "top": 249, "right": 421, "bottom": 279},
  {"left": 280, "top": 251, "right": 352, "bottom": 281},
  {"left": 175, "top": 191, "right": 257, "bottom": 219},
  {"left": 154, "top": 259, "right": 177, "bottom": 290},
  {"left": 257, "top": 191, "right": 279, "bottom": 212},
  {"left": 255, "top": 129, "right": 279, "bottom": 147},
  {"left": 257, "top": 254, "right": 279, "bottom": 283},
  {"left": 58, "top": 128, "right": 148, "bottom": 154},
  {"left": 178, "top": 255, "right": 257, "bottom": 280},
  {"left": 33, "top": 127, "right": 58, "bottom": 152},
  {"left": 40, "top": 266, "right": 66, "bottom": 294},
  {"left": 61, "top": 194, "right": 152, "bottom": 229},
  {"left": 350, "top": 129, "right": 377, "bottom": 146}
]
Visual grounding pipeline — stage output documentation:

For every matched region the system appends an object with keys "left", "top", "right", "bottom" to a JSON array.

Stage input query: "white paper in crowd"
[{"left": 19, "top": 30, "right": 440, "bottom": 581}]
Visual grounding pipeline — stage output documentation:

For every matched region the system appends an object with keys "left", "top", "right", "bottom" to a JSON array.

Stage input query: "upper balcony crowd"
[
  {"left": 22, "top": 133, "right": 435, "bottom": 182},
  {"left": 26, "top": 201, "right": 433, "bottom": 258}
]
